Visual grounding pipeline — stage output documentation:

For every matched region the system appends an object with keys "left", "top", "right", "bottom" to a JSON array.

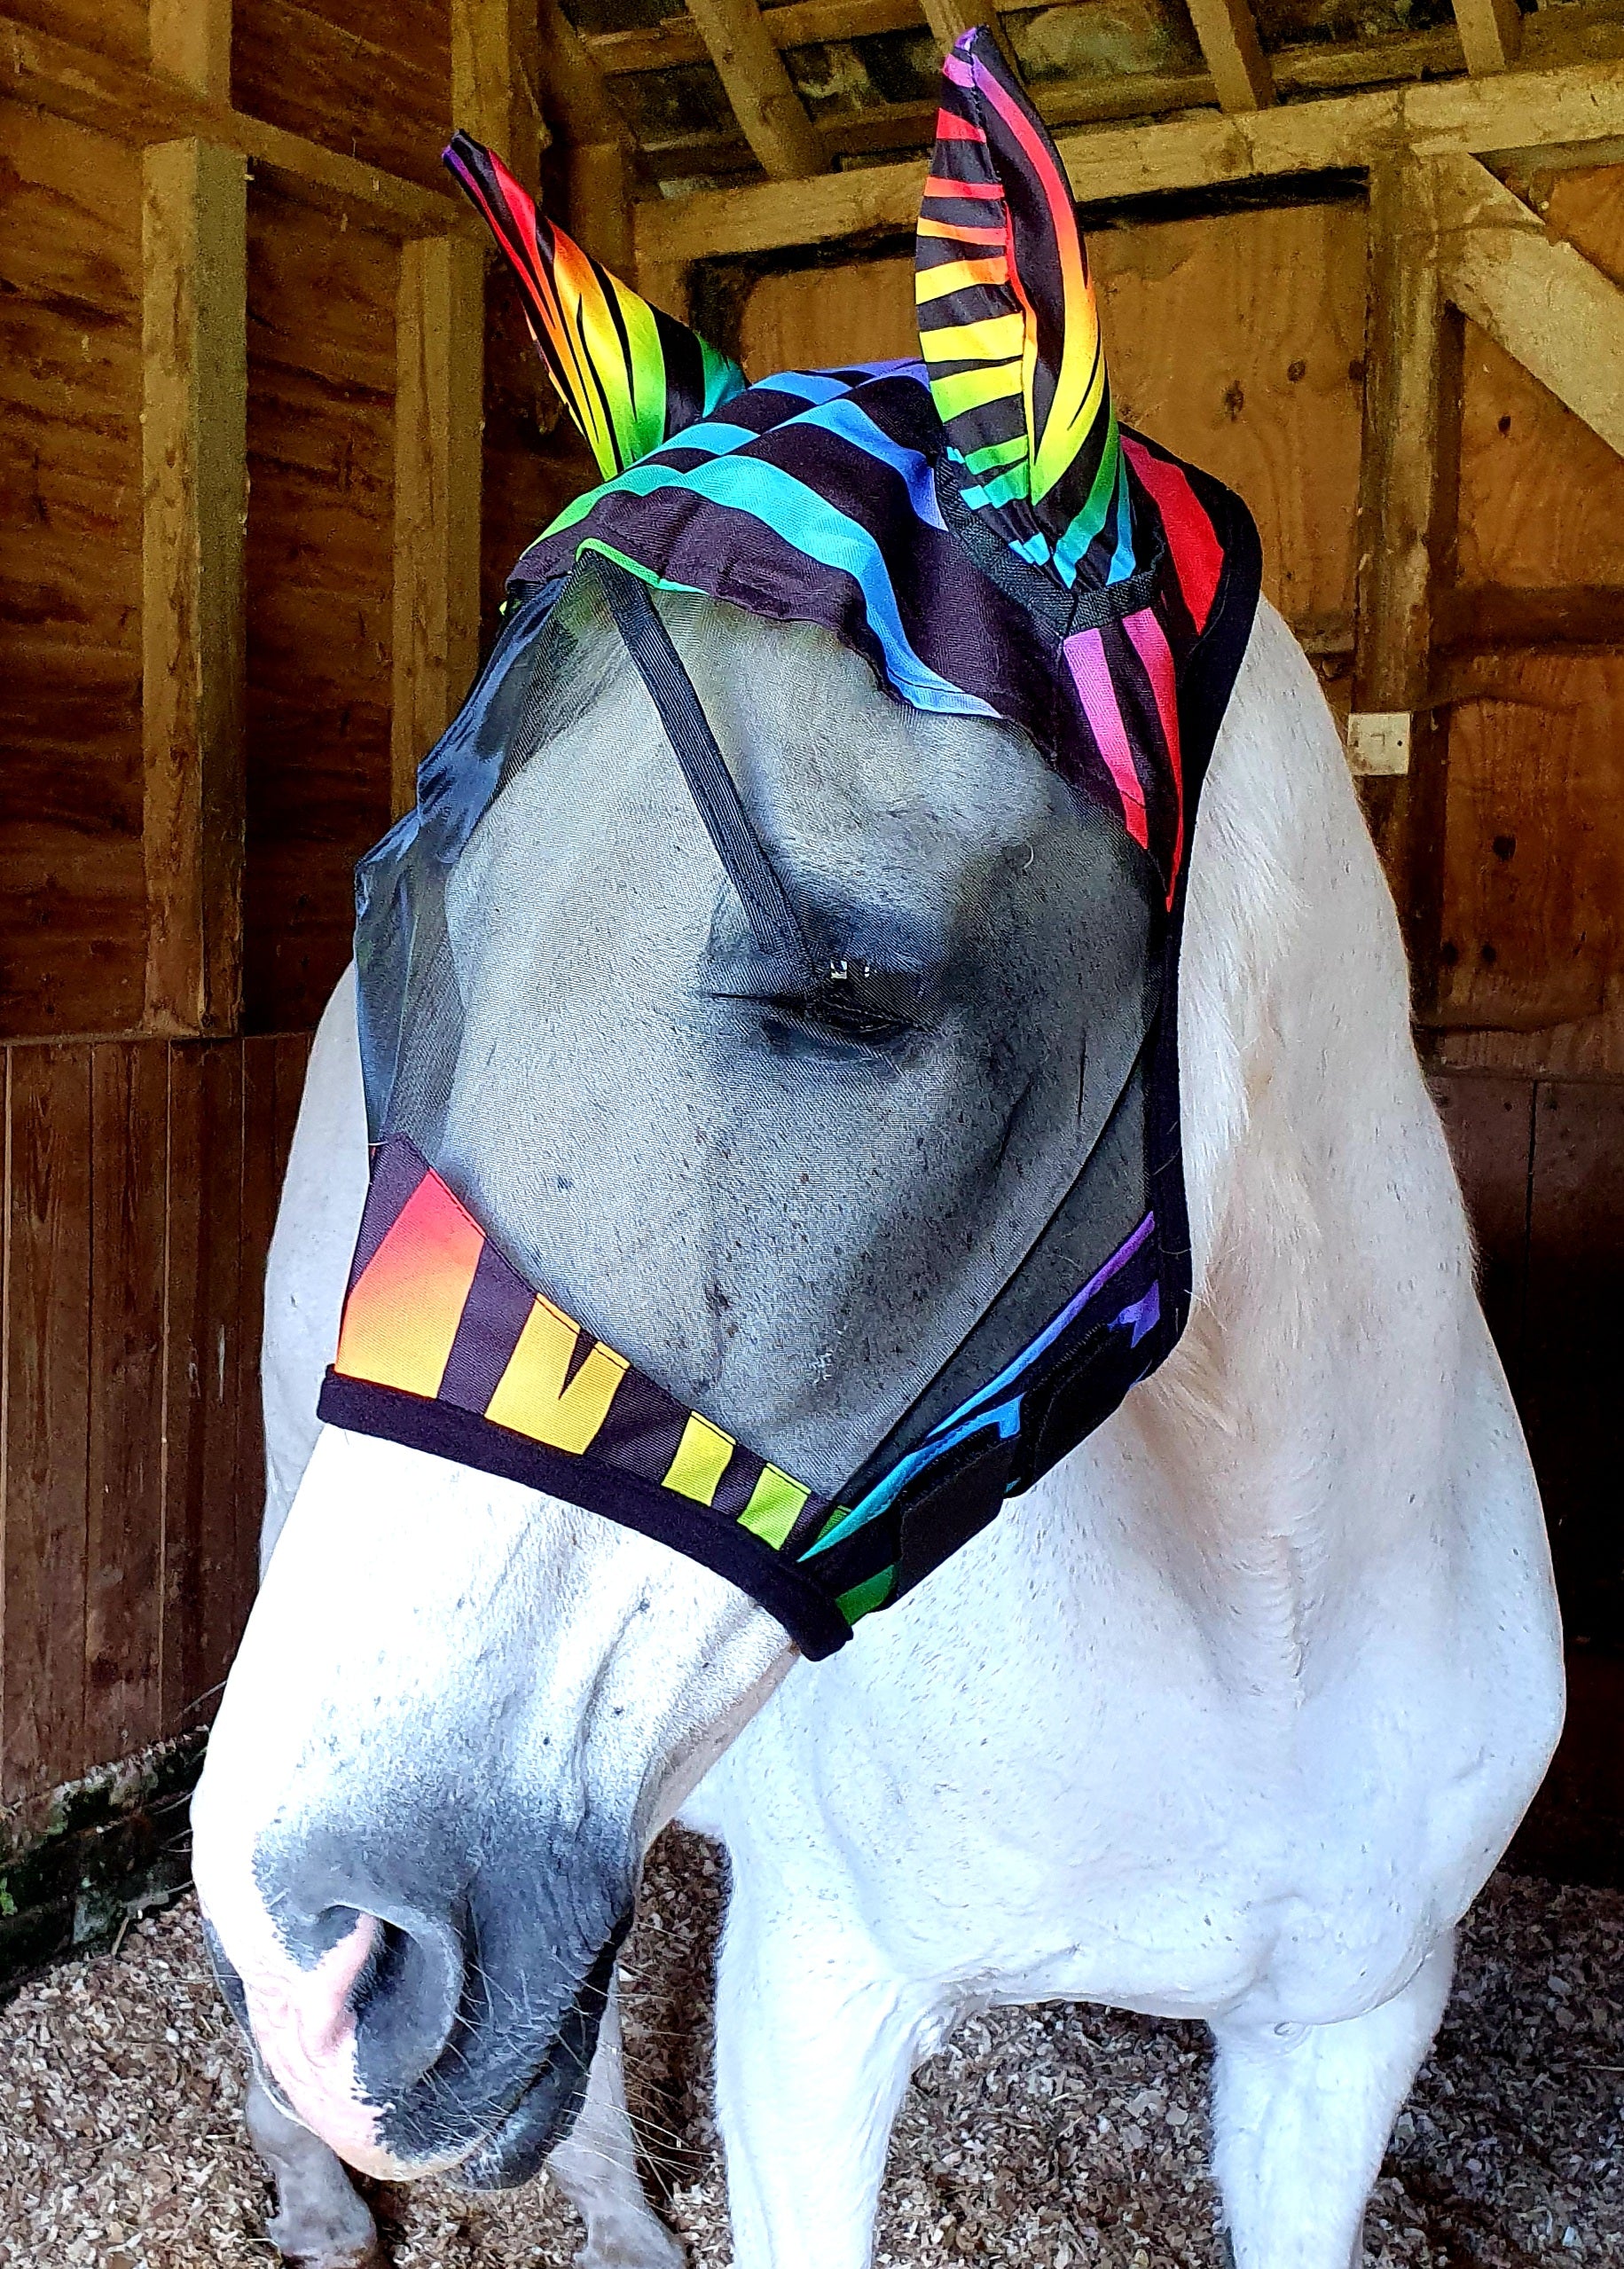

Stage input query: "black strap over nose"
[{"left": 590, "top": 553, "right": 815, "bottom": 984}]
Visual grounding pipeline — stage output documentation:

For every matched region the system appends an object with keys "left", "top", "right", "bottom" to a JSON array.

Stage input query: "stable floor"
[{"left": 0, "top": 1836, "right": 1620, "bottom": 2268}]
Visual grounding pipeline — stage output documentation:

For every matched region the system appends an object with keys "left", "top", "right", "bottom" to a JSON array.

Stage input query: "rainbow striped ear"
[
  {"left": 443, "top": 132, "right": 745, "bottom": 483},
  {"left": 915, "top": 31, "right": 1132, "bottom": 589}
]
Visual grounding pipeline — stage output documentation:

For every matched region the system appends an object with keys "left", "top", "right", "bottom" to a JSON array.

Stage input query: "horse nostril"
[
  {"left": 352, "top": 1904, "right": 467, "bottom": 2092},
  {"left": 265, "top": 1877, "right": 468, "bottom": 2102}
]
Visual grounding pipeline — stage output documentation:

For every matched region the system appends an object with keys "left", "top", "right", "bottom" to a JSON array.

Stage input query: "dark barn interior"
[{"left": 2, "top": 0, "right": 1622, "bottom": 1989}]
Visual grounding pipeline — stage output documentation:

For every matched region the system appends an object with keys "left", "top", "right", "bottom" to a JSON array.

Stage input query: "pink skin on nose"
[{"left": 240, "top": 1913, "right": 392, "bottom": 2171}]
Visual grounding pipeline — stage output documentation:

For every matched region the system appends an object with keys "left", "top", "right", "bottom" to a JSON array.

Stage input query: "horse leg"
[
  {"left": 712, "top": 1884, "right": 927, "bottom": 2269},
  {"left": 547, "top": 1975, "right": 685, "bottom": 2269},
  {"left": 1209, "top": 1932, "right": 1455, "bottom": 2269},
  {"left": 246, "top": 2065, "right": 383, "bottom": 2268}
]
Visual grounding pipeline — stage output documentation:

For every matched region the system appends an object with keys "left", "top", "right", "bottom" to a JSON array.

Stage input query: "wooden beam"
[
  {"left": 392, "top": 237, "right": 485, "bottom": 820},
  {"left": 589, "top": 0, "right": 919, "bottom": 75},
  {"left": 1, "top": 21, "right": 475, "bottom": 239},
  {"left": 141, "top": 139, "right": 247, "bottom": 1038},
  {"left": 534, "top": 0, "right": 640, "bottom": 271},
  {"left": 636, "top": 53, "right": 1624, "bottom": 264},
  {"left": 914, "top": 0, "right": 1016, "bottom": 70},
  {"left": 1352, "top": 149, "right": 1456, "bottom": 1004},
  {"left": 148, "top": 0, "right": 232, "bottom": 101},
  {"left": 451, "top": 0, "right": 545, "bottom": 187},
  {"left": 1184, "top": 0, "right": 1275, "bottom": 113},
  {"left": 685, "top": 0, "right": 826, "bottom": 179},
  {"left": 1452, "top": 0, "right": 1523, "bottom": 77},
  {"left": 1432, "top": 146, "right": 1624, "bottom": 459}
]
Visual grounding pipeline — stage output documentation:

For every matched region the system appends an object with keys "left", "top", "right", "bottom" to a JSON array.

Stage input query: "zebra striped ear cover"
[
  {"left": 319, "top": 43, "right": 1262, "bottom": 1656},
  {"left": 916, "top": 28, "right": 1130, "bottom": 590}
]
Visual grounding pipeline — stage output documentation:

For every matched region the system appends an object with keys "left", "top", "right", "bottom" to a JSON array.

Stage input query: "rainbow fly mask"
[{"left": 318, "top": 31, "right": 1262, "bottom": 1659}]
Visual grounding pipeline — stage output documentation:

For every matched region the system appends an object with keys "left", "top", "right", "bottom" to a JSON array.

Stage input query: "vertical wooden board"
[
  {"left": 83, "top": 1043, "right": 169, "bottom": 1770},
  {"left": 274, "top": 1032, "right": 314, "bottom": 1188},
  {"left": 1094, "top": 200, "right": 1368, "bottom": 642},
  {"left": 1427, "top": 1070, "right": 1534, "bottom": 1370},
  {"left": 738, "top": 256, "right": 916, "bottom": 378},
  {"left": 232, "top": 0, "right": 453, "bottom": 192},
  {"left": 0, "top": 102, "right": 145, "bottom": 1038},
  {"left": 392, "top": 233, "right": 485, "bottom": 817},
  {"left": 1437, "top": 649, "right": 1624, "bottom": 1033},
  {"left": 142, "top": 137, "right": 248, "bottom": 1039},
  {"left": 237, "top": 1040, "right": 283, "bottom": 1618},
  {"left": 161, "top": 1043, "right": 247, "bottom": 1737},
  {"left": 1524, "top": 1079, "right": 1624, "bottom": 1650},
  {"left": 244, "top": 185, "right": 396, "bottom": 1032},
  {"left": 2, "top": 1048, "right": 91, "bottom": 1800},
  {"left": 1456, "top": 326, "right": 1624, "bottom": 590}
]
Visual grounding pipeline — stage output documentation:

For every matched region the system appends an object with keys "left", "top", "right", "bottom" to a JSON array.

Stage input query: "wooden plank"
[
  {"left": 237, "top": 1038, "right": 284, "bottom": 1628},
  {"left": 2, "top": 1048, "right": 92, "bottom": 1801},
  {"left": 0, "top": 20, "right": 475, "bottom": 239},
  {"left": 1523, "top": 1078, "right": 1624, "bottom": 1648},
  {"left": 0, "top": 98, "right": 145, "bottom": 1041},
  {"left": 1433, "top": 148, "right": 1624, "bottom": 463},
  {"left": 451, "top": 0, "right": 545, "bottom": 191},
  {"left": 589, "top": 0, "right": 918, "bottom": 75},
  {"left": 1432, "top": 648, "right": 1624, "bottom": 1035},
  {"left": 685, "top": 0, "right": 826, "bottom": 181},
  {"left": 636, "top": 55, "right": 1624, "bottom": 265},
  {"left": 1184, "top": 0, "right": 1275, "bottom": 114},
  {"left": 148, "top": 0, "right": 232, "bottom": 100},
  {"left": 1452, "top": 0, "right": 1522, "bottom": 79},
  {"left": 161, "top": 1042, "right": 247, "bottom": 1737},
  {"left": 231, "top": 0, "right": 451, "bottom": 194},
  {"left": 83, "top": 1042, "right": 168, "bottom": 1767},
  {"left": 392, "top": 235, "right": 485, "bottom": 820},
  {"left": 1427, "top": 1069, "right": 1534, "bottom": 1368},
  {"left": 141, "top": 137, "right": 247, "bottom": 1038},
  {"left": 244, "top": 188, "right": 396, "bottom": 1032},
  {"left": 1353, "top": 149, "right": 1454, "bottom": 977}
]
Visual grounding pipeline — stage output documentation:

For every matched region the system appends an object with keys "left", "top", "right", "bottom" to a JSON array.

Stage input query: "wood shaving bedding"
[{"left": 0, "top": 1841, "right": 1618, "bottom": 2267}]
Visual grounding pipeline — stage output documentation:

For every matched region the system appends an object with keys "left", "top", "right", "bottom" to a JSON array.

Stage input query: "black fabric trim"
[
  {"left": 933, "top": 454, "right": 1163, "bottom": 634},
  {"left": 317, "top": 1371, "right": 852, "bottom": 1661},
  {"left": 1141, "top": 476, "right": 1263, "bottom": 1359}
]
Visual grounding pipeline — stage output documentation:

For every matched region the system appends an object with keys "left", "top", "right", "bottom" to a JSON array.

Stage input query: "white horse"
[{"left": 192, "top": 584, "right": 1562, "bottom": 2269}]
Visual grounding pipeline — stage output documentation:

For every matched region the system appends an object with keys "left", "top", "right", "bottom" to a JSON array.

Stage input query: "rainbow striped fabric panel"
[
  {"left": 321, "top": 1138, "right": 898, "bottom": 1643},
  {"left": 917, "top": 29, "right": 1130, "bottom": 590},
  {"left": 443, "top": 133, "right": 744, "bottom": 482}
]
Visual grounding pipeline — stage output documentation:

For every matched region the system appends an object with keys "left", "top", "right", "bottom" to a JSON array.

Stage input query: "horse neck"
[{"left": 1127, "top": 602, "right": 1474, "bottom": 1543}]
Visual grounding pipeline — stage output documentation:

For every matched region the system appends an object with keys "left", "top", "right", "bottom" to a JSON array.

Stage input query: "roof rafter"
[
  {"left": 1183, "top": 0, "right": 1275, "bottom": 112},
  {"left": 684, "top": 0, "right": 827, "bottom": 177},
  {"left": 1451, "top": 0, "right": 1523, "bottom": 75}
]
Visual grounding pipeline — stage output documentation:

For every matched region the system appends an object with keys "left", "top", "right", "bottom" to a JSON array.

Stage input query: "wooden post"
[
  {"left": 1451, "top": 0, "right": 1522, "bottom": 75},
  {"left": 392, "top": 235, "right": 485, "bottom": 820},
  {"left": 149, "top": 0, "right": 233, "bottom": 101},
  {"left": 1352, "top": 150, "right": 1456, "bottom": 1012},
  {"left": 141, "top": 138, "right": 247, "bottom": 1038},
  {"left": 451, "top": 0, "right": 545, "bottom": 188},
  {"left": 569, "top": 137, "right": 636, "bottom": 277},
  {"left": 1183, "top": 0, "right": 1275, "bottom": 112},
  {"left": 685, "top": 0, "right": 825, "bottom": 179}
]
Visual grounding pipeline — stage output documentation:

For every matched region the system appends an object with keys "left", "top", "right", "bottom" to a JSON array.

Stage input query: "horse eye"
[{"left": 800, "top": 985, "right": 912, "bottom": 1042}]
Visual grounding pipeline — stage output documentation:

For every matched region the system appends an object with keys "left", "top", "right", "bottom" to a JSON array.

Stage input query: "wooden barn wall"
[
  {"left": 733, "top": 198, "right": 1623, "bottom": 1699},
  {"left": 0, "top": 7, "right": 585, "bottom": 1816}
]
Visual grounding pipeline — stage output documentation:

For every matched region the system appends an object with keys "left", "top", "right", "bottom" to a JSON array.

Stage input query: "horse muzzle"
[{"left": 199, "top": 1807, "right": 632, "bottom": 2185}]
